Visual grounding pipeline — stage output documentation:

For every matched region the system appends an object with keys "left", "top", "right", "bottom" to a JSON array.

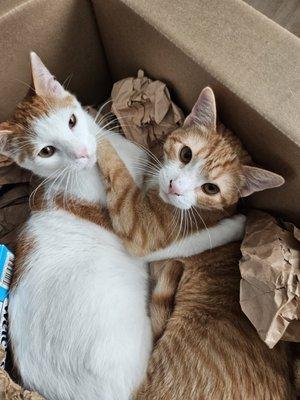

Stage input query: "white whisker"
[{"left": 29, "top": 169, "right": 60, "bottom": 208}]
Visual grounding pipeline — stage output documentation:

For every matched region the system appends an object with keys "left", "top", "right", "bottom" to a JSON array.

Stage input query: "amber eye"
[
  {"left": 69, "top": 114, "right": 77, "bottom": 129},
  {"left": 202, "top": 183, "right": 220, "bottom": 195},
  {"left": 179, "top": 146, "right": 192, "bottom": 164},
  {"left": 38, "top": 146, "right": 56, "bottom": 158}
]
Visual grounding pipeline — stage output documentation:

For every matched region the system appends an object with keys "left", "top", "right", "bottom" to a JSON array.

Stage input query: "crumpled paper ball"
[
  {"left": 239, "top": 211, "right": 300, "bottom": 349},
  {"left": 110, "top": 70, "right": 184, "bottom": 158}
]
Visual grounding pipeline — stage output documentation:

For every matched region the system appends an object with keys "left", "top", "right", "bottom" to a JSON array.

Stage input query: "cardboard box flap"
[
  {"left": 0, "top": 0, "right": 111, "bottom": 122},
  {"left": 92, "top": 0, "right": 300, "bottom": 224},
  {"left": 243, "top": 0, "right": 300, "bottom": 37},
  {"left": 98, "top": 0, "right": 300, "bottom": 147}
]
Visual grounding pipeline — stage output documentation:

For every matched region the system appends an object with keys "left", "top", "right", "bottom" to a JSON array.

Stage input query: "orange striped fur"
[
  {"left": 149, "top": 260, "right": 184, "bottom": 343},
  {"left": 98, "top": 138, "right": 228, "bottom": 256},
  {"left": 98, "top": 135, "right": 294, "bottom": 398},
  {"left": 0, "top": 94, "right": 74, "bottom": 164},
  {"left": 97, "top": 88, "right": 293, "bottom": 397},
  {"left": 135, "top": 244, "right": 295, "bottom": 400}
]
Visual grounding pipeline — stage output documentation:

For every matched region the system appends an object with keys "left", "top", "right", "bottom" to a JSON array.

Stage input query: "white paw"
[
  {"left": 222, "top": 213, "right": 247, "bottom": 241},
  {"left": 232, "top": 213, "right": 246, "bottom": 239},
  {"left": 232, "top": 213, "right": 247, "bottom": 225}
]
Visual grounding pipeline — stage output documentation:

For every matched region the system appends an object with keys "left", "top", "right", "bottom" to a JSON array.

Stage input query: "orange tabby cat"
[{"left": 98, "top": 87, "right": 295, "bottom": 399}]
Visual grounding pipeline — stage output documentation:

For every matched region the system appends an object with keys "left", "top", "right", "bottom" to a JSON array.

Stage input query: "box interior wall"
[{"left": 0, "top": 0, "right": 299, "bottom": 224}]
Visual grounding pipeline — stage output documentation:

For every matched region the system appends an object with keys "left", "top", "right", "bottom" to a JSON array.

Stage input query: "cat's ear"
[
  {"left": 241, "top": 165, "right": 285, "bottom": 197},
  {"left": 30, "top": 52, "right": 67, "bottom": 98},
  {"left": 0, "top": 126, "right": 12, "bottom": 156},
  {"left": 183, "top": 87, "right": 217, "bottom": 130}
]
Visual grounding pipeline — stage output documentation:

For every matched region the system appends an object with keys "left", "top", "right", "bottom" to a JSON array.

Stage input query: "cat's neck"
[
  {"left": 43, "top": 164, "right": 106, "bottom": 206},
  {"left": 29, "top": 165, "right": 112, "bottom": 229}
]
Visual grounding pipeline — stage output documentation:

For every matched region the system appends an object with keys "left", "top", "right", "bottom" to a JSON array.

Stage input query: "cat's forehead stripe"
[
  {"left": 168, "top": 135, "right": 185, "bottom": 145},
  {"left": 205, "top": 157, "right": 237, "bottom": 174},
  {"left": 3, "top": 94, "right": 76, "bottom": 163},
  {"left": 11, "top": 94, "right": 75, "bottom": 130}
]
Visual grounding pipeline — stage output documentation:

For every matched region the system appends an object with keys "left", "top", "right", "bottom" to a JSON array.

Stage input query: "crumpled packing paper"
[
  {"left": 0, "top": 156, "right": 31, "bottom": 250},
  {"left": 0, "top": 184, "right": 30, "bottom": 250},
  {"left": 0, "top": 345, "right": 44, "bottom": 399},
  {"left": 0, "top": 159, "right": 30, "bottom": 186},
  {"left": 240, "top": 211, "right": 300, "bottom": 349},
  {"left": 110, "top": 69, "right": 184, "bottom": 158}
]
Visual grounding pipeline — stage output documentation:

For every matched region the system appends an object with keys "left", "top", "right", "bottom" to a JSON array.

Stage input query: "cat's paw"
[
  {"left": 232, "top": 213, "right": 247, "bottom": 225},
  {"left": 97, "top": 139, "right": 125, "bottom": 189},
  {"left": 222, "top": 213, "right": 247, "bottom": 241}
]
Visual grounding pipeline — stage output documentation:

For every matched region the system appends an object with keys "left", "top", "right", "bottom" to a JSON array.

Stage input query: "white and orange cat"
[
  {"left": 97, "top": 88, "right": 294, "bottom": 399},
  {"left": 0, "top": 54, "right": 245, "bottom": 400}
]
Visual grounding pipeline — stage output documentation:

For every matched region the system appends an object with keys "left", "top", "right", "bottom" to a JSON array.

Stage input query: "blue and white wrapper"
[{"left": 0, "top": 245, "right": 13, "bottom": 369}]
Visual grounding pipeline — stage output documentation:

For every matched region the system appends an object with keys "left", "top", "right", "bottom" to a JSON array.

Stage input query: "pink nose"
[
  {"left": 168, "top": 180, "right": 182, "bottom": 196},
  {"left": 75, "top": 147, "right": 89, "bottom": 159}
]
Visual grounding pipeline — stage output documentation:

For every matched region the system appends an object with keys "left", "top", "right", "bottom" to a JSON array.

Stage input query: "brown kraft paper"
[
  {"left": 110, "top": 70, "right": 184, "bottom": 158},
  {"left": 0, "top": 345, "right": 44, "bottom": 400},
  {"left": 240, "top": 211, "right": 300, "bottom": 349}
]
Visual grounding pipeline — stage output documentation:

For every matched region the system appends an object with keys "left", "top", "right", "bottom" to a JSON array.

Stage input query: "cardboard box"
[
  {"left": 0, "top": 0, "right": 299, "bottom": 396},
  {"left": 0, "top": 0, "right": 299, "bottom": 225}
]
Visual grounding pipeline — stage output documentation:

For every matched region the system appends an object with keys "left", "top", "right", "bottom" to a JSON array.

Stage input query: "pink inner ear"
[
  {"left": 45, "top": 78, "right": 66, "bottom": 98},
  {"left": 184, "top": 87, "right": 217, "bottom": 129},
  {"left": 30, "top": 52, "right": 66, "bottom": 98},
  {"left": 241, "top": 165, "right": 285, "bottom": 197}
]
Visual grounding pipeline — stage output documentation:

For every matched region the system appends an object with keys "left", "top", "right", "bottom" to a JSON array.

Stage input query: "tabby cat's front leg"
[
  {"left": 97, "top": 138, "right": 172, "bottom": 256},
  {"left": 150, "top": 260, "right": 184, "bottom": 343}
]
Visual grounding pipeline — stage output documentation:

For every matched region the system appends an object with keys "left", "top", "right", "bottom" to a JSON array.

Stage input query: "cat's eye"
[
  {"left": 38, "top": 146, "right": 56, "bottom": 158},
  {"left": 180, "top": 146, "right": 192, "bottom": 164},
  {"left": 202, "top": 183, "right": 220, "bottom": 195},
  {"left": 69, "top": 114, "right": 77, "bottom": 129}
]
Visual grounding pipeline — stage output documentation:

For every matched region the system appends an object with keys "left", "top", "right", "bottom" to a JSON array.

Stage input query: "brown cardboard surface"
[
  {"left": 92, "top": 0, "right": 300, "bottom": 225},
  {"left": 0, "top": 3, "right": 298, "bottom": 220},
  {"left": 95, "top": 0, "right": 300, "bottom": 145},
  {"left": 0, "top": 0, "right": 299, "bottom": 395},
  {"left": 0, "top": 0, "right": 25, "bottom": 16},
  {"left": 0, "top": 0, "right": 111, "bottom": 122},
  {"left": 243, "top": 0, "right": 300, "bottom": 37}
]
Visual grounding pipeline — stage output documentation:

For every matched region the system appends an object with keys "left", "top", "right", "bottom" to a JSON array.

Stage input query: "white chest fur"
[
  {"left": 9, "top": 159, "right": 152, "bottom": 400},
  {"left": 44, "top": 164, "right": 107, "bottom": 205}
]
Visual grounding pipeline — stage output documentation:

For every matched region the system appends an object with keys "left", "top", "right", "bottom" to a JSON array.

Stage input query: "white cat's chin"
[{"left": 74, "top": 154, "right": 97, "bottom": 171}]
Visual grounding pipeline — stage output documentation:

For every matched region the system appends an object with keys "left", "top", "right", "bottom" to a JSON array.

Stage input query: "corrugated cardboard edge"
[{"left": 0, "top": 0, "right": 111, "bottom": 122}]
